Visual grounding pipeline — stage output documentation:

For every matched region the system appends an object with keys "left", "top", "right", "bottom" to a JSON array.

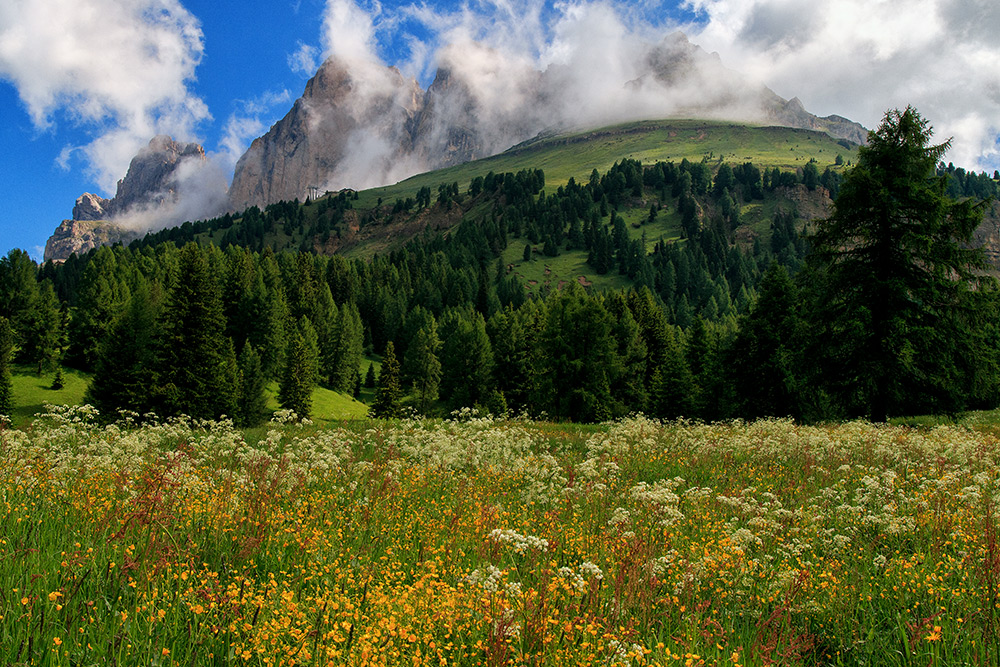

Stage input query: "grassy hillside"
[
  {"left": 359, "top": 119, "right": 856, "bottom": 205},
  {"left": 6, "top": 366, "right": 371, "bottom": 428}
]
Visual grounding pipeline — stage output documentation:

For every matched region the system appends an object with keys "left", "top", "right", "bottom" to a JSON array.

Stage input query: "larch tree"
[
  {"left": 371, "top": 341, "right": 402, "bottom": 419},
  {"left": 807, "top": 106, "right": 998, "bottom": 420}
]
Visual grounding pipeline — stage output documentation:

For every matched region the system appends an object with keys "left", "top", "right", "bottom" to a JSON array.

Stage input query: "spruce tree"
[
  {"left": 86, "top": 280, "right": 160, "bottom": 418},
  {"left": 807, "top": 107, "right": 997, "bottom": 419},
  {"left": 236, "top": 342, "right": 268, "bottom": 426},
  {"left": 727, "top": 263, "right": 806, "bottom": 420},
  {"left": 155, "top": 243, "right": 237, "bottom": 420},
  {"left": 371, "top": 341, "right": 402, "bottom": 419},
  {"left": 278, "top": 317, "right": 319, "bottom": 420},
  {"left": 0, "top": 317, "right": 13, "bottom": 418},
  {"left": 402, "top": 322, "right": 442, "bottom": 414}
]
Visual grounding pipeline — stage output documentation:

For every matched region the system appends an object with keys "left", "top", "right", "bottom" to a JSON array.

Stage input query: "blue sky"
[{"left": 2, "top": 0, "right": 998, "bottom": 261}]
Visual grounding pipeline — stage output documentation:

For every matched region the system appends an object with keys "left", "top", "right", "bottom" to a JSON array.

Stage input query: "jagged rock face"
[
  {"left": 228, "top": 58, "right": 423, "bottom": 212},
  {"left": 110, "top": 135, "right": 205, "bottom": 215},
  {"left": 43, "top": 220, "right": 141, "bottom": 263},
  {"left": 72, "top": 193, "right": 111, "bottom": 221},
  {"left": 763, "top": 95, "right": 868, "bottom": 146},
  {"left": 45, "top": 135, "right": 208, "bottom": 262},
  {"left": 72, "top": 135, "right": 206, "bottom": 222}
]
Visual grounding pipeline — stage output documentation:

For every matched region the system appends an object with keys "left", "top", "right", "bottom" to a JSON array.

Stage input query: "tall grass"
[{"left": 2, "top": 407, "right": 997, "bottom": 665}]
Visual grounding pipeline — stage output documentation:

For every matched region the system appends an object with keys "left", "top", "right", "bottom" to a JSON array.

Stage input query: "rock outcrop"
[
  {"left": 228, "top": 34, "right": 869, "bottom": 213},
  {"left": 43, "top": 220, "right": 141, "bottom": 263},
  {"left": 228, "top": 59, "right": 423, "bottom": 212},
  {"left": 72, "top": 135, "right": 206, "bottom": 222},
  {"left": 44, "top": 136, "right": 209, "bottom": 262}
]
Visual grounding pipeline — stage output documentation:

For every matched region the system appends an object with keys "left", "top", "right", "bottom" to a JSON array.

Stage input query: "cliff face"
[
  {"left": 72, "top": 136, "right": 206, "bottom": 222},
  {"left": 228, "top": 59, "right": 423, "bottom": 212},
  {"left": 43, "top": 220, "right": 141, "bottom": 263},
  {"left": 228, "top": 35, "right": 869, "bottom": 213},
  {"left": 44, "top": 135, "right": 208, "bottom": 262}
]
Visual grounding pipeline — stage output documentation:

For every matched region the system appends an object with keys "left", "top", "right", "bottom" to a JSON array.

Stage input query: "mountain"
[
  {"left": 44, "top": 136, "right": 215, "bottom": 262},
  {"left": 71, "top": 136, "right": 206, "bottom": 222},
  {"left": 228, "top": 32, "right": 867, "bottom": 212}
]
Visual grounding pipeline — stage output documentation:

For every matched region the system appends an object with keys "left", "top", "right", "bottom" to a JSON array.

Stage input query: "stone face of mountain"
[
  {"left": 228, "top": 58, "right": 423, "bottom": 212},
  {"left": 72, "top": 135, "right": 206, "bottom": 222},
  {"left": 43, "top": 220, "right": 141, "bottom": 263},
  {"left": 44, "top": 135, "right": 207, "bottom": 262},
  {"left": 230, "top": 34, "right": 868, "bottom": 213}
]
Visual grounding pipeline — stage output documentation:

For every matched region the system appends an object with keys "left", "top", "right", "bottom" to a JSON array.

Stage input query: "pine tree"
[
  {"left": 278, "top": 317, "right": 319, "bottom": 420},
  {"left": 23, "top": 280, "right": 62, "bottom": 375},
  {"left": 156, "top": 243, "right": 237, "bottom": 420},
  {"left": 364, "top": 362, "right": 376, "bottom": 388},
  {"left": 402, "top": 321, "right": 442, "bottom": 414},
  {"left": 807, "top": 107, "right": 997, "bottom": 419},
  {"left": 86, "top": 280, "right": 160, "bottom": 418},
  {"left": 371, "top": 341, "right": 402, "bottom": 419},
  {"left": 0, "top": 316, "right": 13, "bottom": 418},
  {"left": 727, "top": 263, "right": 806, "bottom": 420},
  {"left": 439, "top": 308, "right": 493, "bottom": 409},
  {"left": 534, "top": 283, "right": 617, "bottom": 422},
  {"left": 236, "top": 342, "right": 268, "bottom": 427}
]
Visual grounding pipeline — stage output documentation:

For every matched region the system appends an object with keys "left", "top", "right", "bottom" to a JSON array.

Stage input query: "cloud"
[
  {"left": 289, "top": 42, "right": 322, "bottom": 76},
  {"left": 0, "top": 0, "right": 209, "bottom": 192},
  {"left": 220, "top": 89, "right": 294, "bottom": 169},
  {"left": 685, "top": 0, "right": 1000, "bottom": 170},
  {"left": 321, "top": 0, "right": 382, "bottom": 65}
]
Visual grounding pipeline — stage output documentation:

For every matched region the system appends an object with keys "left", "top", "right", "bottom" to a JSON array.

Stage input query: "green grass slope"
[{"left": 359, "top": 119, "right": 856, "bottom": 205}]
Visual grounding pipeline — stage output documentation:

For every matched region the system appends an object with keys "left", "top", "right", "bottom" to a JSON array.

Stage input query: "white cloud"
[
  {"left": 321, "top": 0, "right": 382, "bottom": 65},
  {"left": 220, "top": 89, "right": 293, "bottom": 169},
  {"left": 289, "top": 42, "right": 322, "bottom": 76},
  {"left": 684, "top": 0, "right": 1000, "bottom": 170},
  {"left": 0, "top": 0, "right": 209, "bottom": 193}
]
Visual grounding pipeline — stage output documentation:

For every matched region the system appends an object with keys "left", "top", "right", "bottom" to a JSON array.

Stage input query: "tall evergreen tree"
[
  {"left": 534, "top": 283, "right": 618, "bottom": 422},
  {"left": 727, "top": 263, "right": 807, "bottom": 420},
  {"left": 278, "top": 317, "right": 319, "bottom": 419},
  {"left": 155, "top": 243, "right": 238, "bottom": 420},
  {"left": 402, "top": 321, "right": 442, "bottom": 414},
  {"left": 439, "top": 308, "right": 493, "bottom": 409},
  {"left": 371, "top": 341, "right": 402, "bottom": 418},
  {"left": 0, "top": 249, "right": 39, "bottom": 357},
  {"left": 86, "top": 280, "right": 161, "bottom": 417},
  {"left": 807, "top": 107, "right": 997, "bottom": 419},
  {"left": 23, "top": 280, "right": 62, "bottom": 375},
  {"left": 0, "top": 317, "right": 13, "bottom": 418},
  {"left": 236, "top": 342, "right": 269, "bottom": 426}
]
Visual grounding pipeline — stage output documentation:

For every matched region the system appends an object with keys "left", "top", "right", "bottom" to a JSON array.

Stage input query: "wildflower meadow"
[{"left": 2, "top": 406, "right": 999, "bottom": 666}]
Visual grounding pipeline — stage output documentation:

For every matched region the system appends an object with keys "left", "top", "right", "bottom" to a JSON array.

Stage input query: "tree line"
[{"left": 1, "top": 107, "right": 997, "bottom": 424}]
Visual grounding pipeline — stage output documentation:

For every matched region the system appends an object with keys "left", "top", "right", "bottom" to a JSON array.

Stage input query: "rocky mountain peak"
[
  {"left": 45, "top": 135, "right": 208, "bottom": 262},
  {"left": 228, "top": 56, "right": 423, "bottom": 212}
]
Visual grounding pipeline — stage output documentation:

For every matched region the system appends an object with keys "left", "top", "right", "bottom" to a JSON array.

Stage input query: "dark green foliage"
[
  {"left": 155, "top": 243, "right": 238, "bottom": 420},
  {"left": 236, "top": 342, "right": 268, "bottom": 426},
  {"left": 439, "top": 308, "right": 493, "bottom": 409},
  {"left": 278, "top": 316, "right": 319, "bottom": 420},
  {"left": 807, "top": 107, "right": 997, "bottom": 420},
  {"left": 50, "top": 368, "right": 65, "bottom": 390},
  {"left": 371, "top": 341, "right": 402, "bottom": 418},
  {"left": 0, "top": 317, "right": 12, "bottom": 417},
  {"left": 402, "top": 320, "right": 442, "bottom": 414},
  {"left": 364, "top": 362, "right": 376, "bottom": 388},
  {"left": 533, "top": 283, "right": 619, "bottom": 422},
  {"left": 727, "top": 263, "right": 807, "bottom": 419},
  {"left": 22, "top": 280, "right": 62, "bottom": 375},
  {"left": 0, "top": 249, "right": 39, "bottom": 359},
  {"left": 86, "top": 280, "right": 161, "bottom": 418}
]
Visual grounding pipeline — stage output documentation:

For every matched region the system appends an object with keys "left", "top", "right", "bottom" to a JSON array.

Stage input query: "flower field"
[{"left": 2, "top": 407, "right": 999, "bottom": 666}]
